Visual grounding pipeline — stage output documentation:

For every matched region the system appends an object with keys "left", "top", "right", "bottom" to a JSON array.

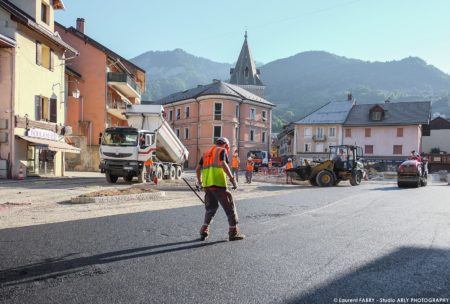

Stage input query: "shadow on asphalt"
[
  {"left": 286, "top": 247, "right": 450, "bottom": 303},
  {"left": 0, "top": 239, "right": 227, "bottom": 287},
  {"left": 369, "top": 186, "right": 402, "bottom": 191}
]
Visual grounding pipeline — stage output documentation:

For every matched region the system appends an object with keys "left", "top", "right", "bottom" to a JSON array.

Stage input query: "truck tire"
[
  {"left": 106, "top": 171, "right": 118, "bottom": 184},
  {"left": 316, "top": 170, "right": 335, "bottom": 187},
  {"left": 169, "top": 166, "right": 176, "bottom": 180},
  {"left": 156, "top": 166, "right": 163, "bottom": 180},
  {"left": 350, "top": 171, "right": 362, "bottom": 186},
  {"left": 123, "top": 174, "right": 133, "bottom": 183},
  {"left": 175, "top": 166, "right": 182, "bottom": 180},
  {"left": 138, "top": 168, "right": 146, "bottom": 184}
]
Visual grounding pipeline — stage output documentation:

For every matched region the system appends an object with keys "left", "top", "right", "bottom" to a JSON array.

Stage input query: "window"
[
  {"left": 365, "top": 145, "right": 374, "bottom": 154},
  {"left": 36, "top": 41, "right": 53, "bottom": 71},
  {"left": 214, "top": 103, "right": 222, "bottom": 120},
  {"left": 397, "top": 128, "right": 403, "bottom": 137},
  {"left": 169, "top": 110, "right": 173, "bottom": 121},
  {"left": 329, "top": 127, "right": 336, "bottom": 137},
  {"left": 370, "top": 111, "right": 382, "bottom": 121},
  {"left": 262, "top": 131, "right": 266, "bottom": 143},
  {"left": 184, "top": 127, "right": 189, "bottom": 139},
  {"left": 244, "top": 66, "right": 249, "bottom": 78},
  {"left": 213, "top": 126, "right": 221, "bottom": 143},
  {"left": 175, "top": 128, "right": 180, "bottom": 138},
  {"left": 235, "top": 127, "right": 239, "bottom": 142},
  {"left": 262, "top": 110, "right": 267, "bottom": 121},
  {"left": 49, "top": 98, "right": 57, "bottom": 123},
  {"left": 393, "top": 145, "right": 402, "bottom": 155},
  {"left": 41, "top": 2, "right": 49, "bottom": 24},
  {"left": 304, "top": 128, "right": 312, "bottom": 137},
  {"left": 250, "top": 130, "right": 255, "bottom": 141},
  {"left": 249, "top": 108, "right": 256, "bottom": 120},
  {"left": 365, "top": 128, "right": 371, "bottom": 137},
  {"left": 316, "top": 128, "right": 324, "bottom": 139},
  {"left": 235, "top": 104, "right": 239, "bottom": 118},
  {"left": 185, "top": 106, "right": 190, "bottom": 119},
  {"left": 304, "top": 143, "right": 310, "bottom": 152},
  {"left": 176, "top": 108, "right": 181, "bottom": 120},
  {"left": 345, "top": 128, "right": 352, "bottom": 137}
]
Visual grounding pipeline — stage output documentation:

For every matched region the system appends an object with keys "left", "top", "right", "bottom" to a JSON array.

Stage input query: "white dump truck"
[{"left": 99, "top": 105, "right": 189, "bottom": 183}]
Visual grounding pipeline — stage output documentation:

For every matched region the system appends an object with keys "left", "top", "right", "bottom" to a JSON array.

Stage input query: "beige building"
[
  {"left": 293, "top": 100, "right": 354, "bottom": 164},
  {"left": 156, "top": 80, "right": 274, "bottom": 168},
  {"left": 0, "top": 0, "right": 79, "bottom": 179}
]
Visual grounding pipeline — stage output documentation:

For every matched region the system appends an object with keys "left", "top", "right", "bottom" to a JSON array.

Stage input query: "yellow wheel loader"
[{"left": 287, "top": 145, "right": 365, "bottom": 187}]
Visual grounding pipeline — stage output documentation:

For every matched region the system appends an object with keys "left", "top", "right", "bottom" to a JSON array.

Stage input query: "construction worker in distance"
[
  {"left": 245, "top": 157, "right": 254, "bottom": 184},
  {"left": 196, "top": 137, "right": 244, "bottom": 242},
  {"left": 268, "top": 158, "right": 273, "bottom": 175},
  {"left": 285, "top": 158, "right": 294, "bottom": 184},
  {"left": 231, "top": 149, "right": 240, "bottom": 183}
]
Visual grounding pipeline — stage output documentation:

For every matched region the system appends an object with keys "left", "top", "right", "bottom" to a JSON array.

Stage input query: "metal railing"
[{"left": 107, "top": 72, "right": 141, "bottom": 95}]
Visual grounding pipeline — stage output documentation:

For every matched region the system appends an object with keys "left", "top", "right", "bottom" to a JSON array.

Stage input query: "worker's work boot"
[
  {"left": 199, "top": 225, "right": 210, "bottom": 241},
  {"left": 228, "top": 228, "right": 245, "bottom": 241}
]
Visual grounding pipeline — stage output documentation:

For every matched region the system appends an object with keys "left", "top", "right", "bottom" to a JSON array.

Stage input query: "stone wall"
[{"left": 65, "top": 136, "right": 100, "bottom": 172}]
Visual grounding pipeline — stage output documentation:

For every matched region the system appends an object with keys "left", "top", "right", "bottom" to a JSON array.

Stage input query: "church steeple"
[{"left": 229, "top": 32, "right": 265, "bottom": 97}]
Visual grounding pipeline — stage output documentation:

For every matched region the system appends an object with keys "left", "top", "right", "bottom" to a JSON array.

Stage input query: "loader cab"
[{"left": 329, "top": 145, "right": 363, "bottom": 170}]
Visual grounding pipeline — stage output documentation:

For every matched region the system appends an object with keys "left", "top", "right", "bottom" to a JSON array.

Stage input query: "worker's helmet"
[
  {"left": 288, "top": 158, "right": 292, "bottom": 161},
  {"left": 216, "top": 137, "right": 230, "bottom": 147},
  {"left": 248, "top": 157, "right": 252, "bottom": 161}
]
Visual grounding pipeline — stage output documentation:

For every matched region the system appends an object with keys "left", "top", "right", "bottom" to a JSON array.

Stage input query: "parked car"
[{"left": 397, "top": 159, "right": 428, "bottom": 188}]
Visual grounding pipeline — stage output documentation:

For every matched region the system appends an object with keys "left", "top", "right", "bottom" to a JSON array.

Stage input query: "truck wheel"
[
  {"left": 175, "top": 166, "right": 182, "bottom": 180},
  {"left": 169, "top": 166, "right": 176, "bottom": 180},
  {"left": 316, "top": 170, "right": 335, "bottom": 187},
  {"left": 123, "top": 174, "right": 133, "bottom": 183},
  {"left": 350, "top": 171, "right": 362, "bottom": 186},
  {"left": 156, "top": 166, "right": 163, "bottom": 180},
  {"left": 138, "top": 168, "right": 146, "bottom": 184},
  {"left": 106, "top": 171, "right": 118, "bottom": 184}
]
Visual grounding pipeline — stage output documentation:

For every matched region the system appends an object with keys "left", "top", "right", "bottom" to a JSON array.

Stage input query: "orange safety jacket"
[
  {"left": 286, "top": 162, "right": 293, "bottom": 169},
  {"left": 246, "top": 161, "right": 254, "bottom": 172},
  {"left": 201, "top": 146, "right": 227, "bottom": 188},
  {"left": 231, "top": 156, "right": 239, "bottom": 168}
]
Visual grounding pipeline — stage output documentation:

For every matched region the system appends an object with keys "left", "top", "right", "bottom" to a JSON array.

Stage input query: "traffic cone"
[{"left": 17, "top": 165, "right": 24, "bottom": 180}]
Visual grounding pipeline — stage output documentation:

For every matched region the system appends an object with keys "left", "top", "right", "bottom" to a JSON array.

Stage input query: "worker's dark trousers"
[{"left": 203, "top": 186, "right": 238, "bottom": 227}]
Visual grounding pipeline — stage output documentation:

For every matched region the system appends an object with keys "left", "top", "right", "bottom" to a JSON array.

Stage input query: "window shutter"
[
  {"left": 36, "top": 41, "right": 42, "bottom": 66},
  {"left": 35, "top": 95, "right": 41, "bottom": 120},
  {"left": 50, "top": 98, "right": 57, "bottom": 123},
  {"left": 50, "top": 49, "right": 54, "bottom": 71}
]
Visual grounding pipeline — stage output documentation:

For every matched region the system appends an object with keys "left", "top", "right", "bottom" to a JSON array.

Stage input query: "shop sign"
[{"left": 27, "top": 128, "right": 58, "bottom": 141}]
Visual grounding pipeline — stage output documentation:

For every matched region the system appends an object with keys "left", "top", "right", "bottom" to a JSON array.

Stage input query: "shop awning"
[
  {"left": 107, "top": 108, "right": 127, "bottom": 121},
  {"left": 17, "top": 135, "right": 81, "bottom": 154}
]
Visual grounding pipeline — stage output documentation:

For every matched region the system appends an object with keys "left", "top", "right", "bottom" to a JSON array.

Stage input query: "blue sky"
[{"left": 56, "top": 0, "right": 450, "bottom": 74}]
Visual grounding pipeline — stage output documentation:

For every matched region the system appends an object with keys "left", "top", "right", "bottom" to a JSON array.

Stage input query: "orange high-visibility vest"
[
  {"left": 286, "top": 162, "right": 293, "bottom": 169},
  {"left": 201, "top": 146, "right": 227, "bottom": 188},
  {"left": 246, "top": 162, "right": 254, "bottom": 171},
  {"left": 268, "top": 161, "right": 273, "bottom": 169},
  {"left": 231, "top": 156, "right": 239, "bottom": 168}
]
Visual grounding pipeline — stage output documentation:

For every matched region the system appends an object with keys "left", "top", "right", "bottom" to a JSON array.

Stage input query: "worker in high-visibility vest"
[
  {"left": 231, "top": 149, "right": 240, "bottom": 182},
  {"left": 245, "top": 157, "right": 254, "bottom": 184},
  {"left": 284, "top": 158, "right": 294, "bottom": 184},
  {"left": 196, "top": 137, "right": 244, "bottom": 241}
]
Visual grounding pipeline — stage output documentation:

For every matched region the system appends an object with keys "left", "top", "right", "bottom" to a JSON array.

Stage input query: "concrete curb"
[{"left": 70, "top": 191, "right": 166, "bottom": 204}]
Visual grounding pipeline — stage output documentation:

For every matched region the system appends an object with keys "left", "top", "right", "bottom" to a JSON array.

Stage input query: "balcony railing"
[
  {"left": 312, "top": 135, "right": 327, "bottom": 142},
  {"left": 107, "top": 72, "right": 141, "bottom": 97}
]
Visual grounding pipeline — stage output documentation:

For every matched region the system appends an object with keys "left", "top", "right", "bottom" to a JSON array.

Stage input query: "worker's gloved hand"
[
  {"left": 230, "top": 177, "right": 238, "bottom": 190},
  {"left": 195, "top": 181, "right": 203, "bottom": 192}
]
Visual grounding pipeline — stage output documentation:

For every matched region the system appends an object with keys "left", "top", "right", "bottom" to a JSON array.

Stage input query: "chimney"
[{"left": 76, "top": 18, "right": 85, "bottom": 33}]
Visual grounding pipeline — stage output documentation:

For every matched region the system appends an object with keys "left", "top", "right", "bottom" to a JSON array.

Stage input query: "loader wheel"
[
  {"left": 350, "top": 171, "right": 362, "bottom": 186},
  {"left": 316, "top": 170, "right": 335, "bottom": 187}
]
